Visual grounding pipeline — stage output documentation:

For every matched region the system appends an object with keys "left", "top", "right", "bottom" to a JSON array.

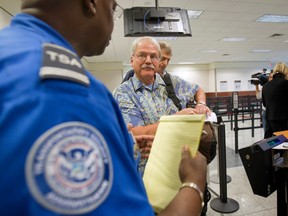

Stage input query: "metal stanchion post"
[
  {"left": 210, "top": 122, "right": 239, "bottom": 213},
  {"left": 210, "top": 122, "right": 231, "bottom": 184},
  {"left": 232, "top": 92, "right": 239, "bottom": 154},
  {"left": 234, "top": 108, "right": 239, "bottom": 153},
  {"left": 251, "top": 108, "right": 255, "bottom": 137}
]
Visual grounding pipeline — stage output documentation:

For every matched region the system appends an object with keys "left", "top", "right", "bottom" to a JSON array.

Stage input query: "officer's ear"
[{"left": 83, "top": 0, "right": 97, "bottom": 16}]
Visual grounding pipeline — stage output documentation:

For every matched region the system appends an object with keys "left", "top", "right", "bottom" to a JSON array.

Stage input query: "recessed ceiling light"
[
  {"left": 251, "top": 50, "right": 271, "bottom": 53},
  {"left": 256, "top": 15, "right": 288, "bottom": 23},
  {"left": 201, "top": 49, "right": 219, "bottom": 53},
  {"left": 221, "top": 37, "right": 247, "bottom": 42},
  {"left": 187, "top": 10, "right": 203, "bottom": 19}
]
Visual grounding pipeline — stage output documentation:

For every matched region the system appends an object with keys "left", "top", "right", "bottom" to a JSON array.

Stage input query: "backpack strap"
[
  {"left": 162, "top": 73, "right": 182, "bottom": 111},
  {"left": 122, "top": 69, "right": 135, "bottom": 83}
]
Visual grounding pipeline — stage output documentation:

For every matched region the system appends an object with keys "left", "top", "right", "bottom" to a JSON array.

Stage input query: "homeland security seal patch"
[{"left": 25, "top": 122, "right": 113, "bottom": 215}]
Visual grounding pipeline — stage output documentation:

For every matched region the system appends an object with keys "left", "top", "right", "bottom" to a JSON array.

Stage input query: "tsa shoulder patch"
[
  {"left": 40, "top": 43, "right": 90, "bottom": 86},
  {"left": 25, "top": 122, "right": 113, "bottom": 215}
]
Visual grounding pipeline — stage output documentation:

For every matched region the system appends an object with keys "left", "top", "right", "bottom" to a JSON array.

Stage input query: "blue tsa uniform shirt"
[{"left": 0, "top": 13, "right": 154, "bottom": 216}]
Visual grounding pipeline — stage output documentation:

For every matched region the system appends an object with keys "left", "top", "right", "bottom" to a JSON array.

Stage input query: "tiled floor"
[{"left": 206, "top": 114, "right": 278, "bottom": 216}]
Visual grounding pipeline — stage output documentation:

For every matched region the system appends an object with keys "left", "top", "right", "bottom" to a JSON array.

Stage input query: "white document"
[{"left": 205, "top": 112, "right": 217, "bottom": 123}]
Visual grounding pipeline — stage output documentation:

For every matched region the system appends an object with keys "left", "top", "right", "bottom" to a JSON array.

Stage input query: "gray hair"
[
  {"left": 159, "top": 41, "right": 172, "bottom": 56},
  {"left": 130, "top": 36, "right": 161, "bottom": 56}
]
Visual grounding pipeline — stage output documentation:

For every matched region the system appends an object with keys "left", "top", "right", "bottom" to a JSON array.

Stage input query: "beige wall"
[{"left": 0, "top": 8, "right": 11, "bottom": 29}]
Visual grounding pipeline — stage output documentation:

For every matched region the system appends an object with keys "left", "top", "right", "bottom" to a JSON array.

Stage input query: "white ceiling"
[{"left": 1, "top": 0, "right": 288, "bottom": 66}]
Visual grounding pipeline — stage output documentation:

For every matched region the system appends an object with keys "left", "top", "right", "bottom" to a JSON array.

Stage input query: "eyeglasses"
[
  {"left": 134, "top": 53, "right": 160, "bottom": 62},
  {"left": 113, "top": 3, "right": 124, "bottom": 21}
]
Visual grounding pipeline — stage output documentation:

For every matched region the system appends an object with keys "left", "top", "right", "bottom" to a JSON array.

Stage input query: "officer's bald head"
[{"left": 21, "top": 0, "right": 116, "bottom": 58}]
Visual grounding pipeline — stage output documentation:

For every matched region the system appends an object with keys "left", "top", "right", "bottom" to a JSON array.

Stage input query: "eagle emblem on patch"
[{"left": 25, "top": 122, "right": 113, "bottom": 215}]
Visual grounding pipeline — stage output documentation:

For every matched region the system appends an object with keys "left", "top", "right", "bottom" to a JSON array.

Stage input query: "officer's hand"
[{"left": 179, "top": 146, "right": 207, "bottom": 192}]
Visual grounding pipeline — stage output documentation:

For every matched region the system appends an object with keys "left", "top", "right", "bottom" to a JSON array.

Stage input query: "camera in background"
[{"left": 250, "top": 68, "right": 271, "bottom": 86}]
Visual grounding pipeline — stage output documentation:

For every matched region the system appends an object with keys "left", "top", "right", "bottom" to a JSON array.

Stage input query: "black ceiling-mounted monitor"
[{"left": 123, "top": 7, "right": 192, "bottom": 37}]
